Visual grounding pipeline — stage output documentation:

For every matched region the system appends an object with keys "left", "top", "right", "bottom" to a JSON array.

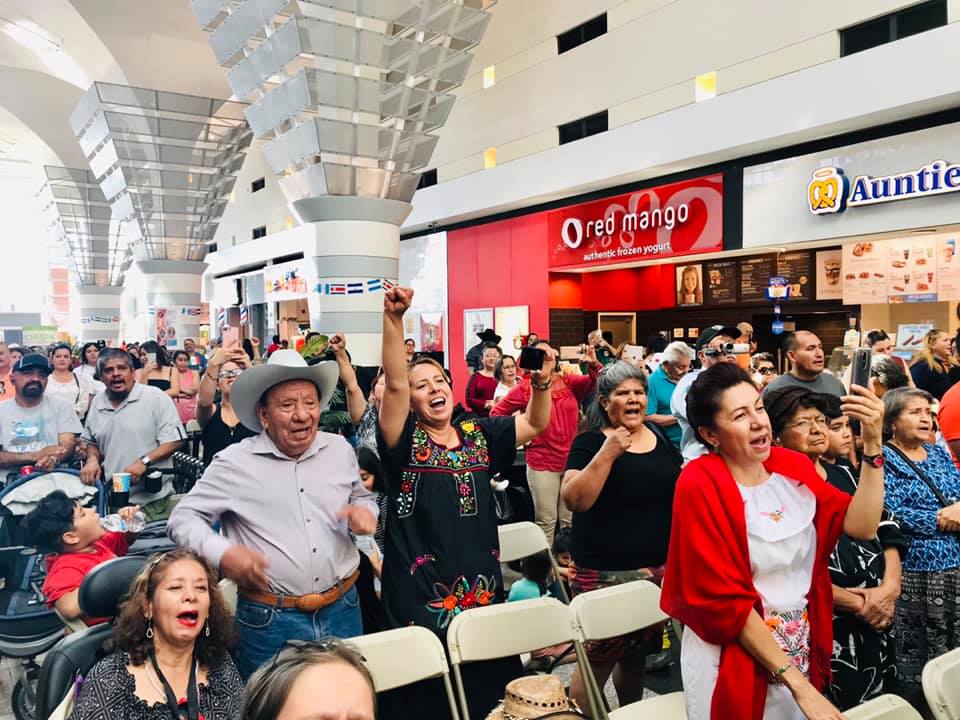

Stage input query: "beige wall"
[
  {"left": 860, "top": 301, "right": 959, "bottom": 344},
  {"left": 430, "top": 0, "right": 952, "bottom": 180}
]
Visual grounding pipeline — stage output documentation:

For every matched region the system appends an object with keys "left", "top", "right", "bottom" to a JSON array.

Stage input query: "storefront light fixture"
[
  {"left": 484, "top": 147, "right": 497, "bottom": 169},
  {"left": 483, "top": 65, "right": 496, "bottom": 88},
  {"left": 695, "top": 71, "right": 717, "bottom": 102}
]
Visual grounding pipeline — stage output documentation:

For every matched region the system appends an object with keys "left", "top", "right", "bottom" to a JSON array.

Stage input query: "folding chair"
[
  {"left": 923, "top": 646, "right": 960, "bottom": 720},
  {"left": 349, "top": 626, "right": 460, "bottom": 720},
  {"left": 845, "top": 693, "right": 924, "bottom": 720},
  {"left": 446, "top": 597, "right": 599, "bottom": 720},
  {"left": 568, "top": 580, "right": 685, "bottom": 720},
  {"left": 498, "top": 521, "right": 570, "bottom": 603}
]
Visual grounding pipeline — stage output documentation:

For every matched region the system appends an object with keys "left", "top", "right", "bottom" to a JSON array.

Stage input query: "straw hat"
[{"left": 486, "top": 676, "right": 586, "bottom": 720}]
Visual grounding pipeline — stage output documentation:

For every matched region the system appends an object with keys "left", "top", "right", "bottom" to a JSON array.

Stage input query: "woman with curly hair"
[{"left": 69, "top": 548, "right": 243, "bottom": 719}]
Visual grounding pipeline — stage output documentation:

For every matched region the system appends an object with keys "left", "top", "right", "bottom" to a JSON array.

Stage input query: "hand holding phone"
[
  {"left": 849, "top": 348, "right": 871, "bottom": 390},
  {"left": 519, "top": 346, "right": 546, "bottom": 371}
]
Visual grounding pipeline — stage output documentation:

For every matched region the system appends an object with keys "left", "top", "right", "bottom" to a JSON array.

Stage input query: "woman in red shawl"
[{"left": 661, "top": 364, "right": 885, "bottom": 720}]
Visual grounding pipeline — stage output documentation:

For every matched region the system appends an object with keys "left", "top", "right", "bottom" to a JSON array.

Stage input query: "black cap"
[
  {"left": 12, "top": 353, "right": 52, "bottom": 375},
  {"left": 476, "top": 328, "right": 501, "bottom": 343},
  {"left": 696, "top": 325, "right": 741, "bottom": 351}
]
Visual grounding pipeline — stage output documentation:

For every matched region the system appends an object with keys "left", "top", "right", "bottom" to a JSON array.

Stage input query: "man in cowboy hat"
[
  {"left": 167, "top": 348, "right": 378, "bottom": 679},
  {"left": 467, "top": 328, "right": 502, "bottom": 374}
]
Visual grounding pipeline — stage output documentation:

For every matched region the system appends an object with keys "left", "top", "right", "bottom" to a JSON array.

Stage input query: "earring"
[
  {"left": 204, "top": 622, "right": 211, "bottom": 638},
  {"left": 146, "top": 619, "right": 154, "bottom": 639}
]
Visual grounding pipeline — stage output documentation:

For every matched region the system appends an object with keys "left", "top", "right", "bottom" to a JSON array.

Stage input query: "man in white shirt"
[
  {"left": 671, "top": 325, "right": 740, "bottom": 463},
  {"left": 0, "top": 354, "right": 80, "bottom": 471}
]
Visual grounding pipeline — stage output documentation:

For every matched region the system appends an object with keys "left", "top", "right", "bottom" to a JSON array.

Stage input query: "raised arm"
[
  {"left": 514, "top": 347, "right": 557, "bottom": 446},
  {"left": 378, "top": 287, "right": 414, "bottom": 449},
  {"left": 330, "top": 333, "right": 366, "bottom": 425},
  {"left": 562, "top": 429, "right": 629, "bottom": 512},
  {"left": 840, "top": 384, "right": 885, "bottom": 540}
]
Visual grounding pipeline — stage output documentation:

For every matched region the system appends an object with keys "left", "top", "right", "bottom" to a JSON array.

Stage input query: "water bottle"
[{"left": 100, "top": 511, "right": 147, "bottom": 533}]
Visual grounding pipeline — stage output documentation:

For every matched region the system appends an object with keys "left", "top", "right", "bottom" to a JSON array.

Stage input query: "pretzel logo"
[{"left": 807, "top": 167, "right": 848, "bottom": 215}]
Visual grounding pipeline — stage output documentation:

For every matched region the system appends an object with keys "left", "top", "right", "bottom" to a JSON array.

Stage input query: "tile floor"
[{"left": 0, "top": 655, "right": 23, "bottom": 720}]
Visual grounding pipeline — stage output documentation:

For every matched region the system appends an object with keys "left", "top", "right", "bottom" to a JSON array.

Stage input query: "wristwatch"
[
  {"left": 862, "top": 453, "right": 885, "bottom": 469},
  {"left": 140, "top": 455, "right": 153, "bottom": 468}
]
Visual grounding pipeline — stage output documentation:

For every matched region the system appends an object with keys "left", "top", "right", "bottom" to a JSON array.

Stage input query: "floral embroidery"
[
  {"left": 456, "top": 472, "right": 477, "bottom": 516},
  {"left": 765, "top": 606, "right": 810, "bottom": 680},
  {"left": 409, "top": 554, "right": 437, "bottom": 575},
  {"left": 427, "top": 575, "right": 496, "bottom": 629},
  {"left": 396, "top": 471, "right": 418, "bottom": 518},
  {"left": 760, "top": 507, "right": 786, "bottom": 523}
]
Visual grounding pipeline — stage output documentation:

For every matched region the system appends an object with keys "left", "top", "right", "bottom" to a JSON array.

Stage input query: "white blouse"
[
  {"left": 46, "top": 372, "right": 94, "bottom": 419},
  {"left": 681, "top": 473, "right": 817, "bottom": 720}
]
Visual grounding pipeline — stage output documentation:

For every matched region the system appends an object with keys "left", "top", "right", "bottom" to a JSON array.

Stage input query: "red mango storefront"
[{"left": 446, "top": 172, "right": 725, "bottom": 396}]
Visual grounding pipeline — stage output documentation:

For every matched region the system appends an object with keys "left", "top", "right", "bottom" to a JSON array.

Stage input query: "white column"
[
  {"left": 76, "top": 286, "right": 122, "bottom": 343},
  {"left": 133, "top": 260, "right": 207, "bottom": 348},
  {"left": 298, "top": 197, "right": 411, "bottom": 367}
]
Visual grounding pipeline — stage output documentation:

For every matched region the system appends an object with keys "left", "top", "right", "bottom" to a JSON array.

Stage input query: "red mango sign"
[{"left": 546, "top": 173, "right": 724, "bottom": 270}]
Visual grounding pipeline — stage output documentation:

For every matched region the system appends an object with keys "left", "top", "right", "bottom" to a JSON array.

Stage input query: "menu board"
[
  {"left": 886, "top": 236, "right": 936, "bottom": 303},
  {"left": 740, "top": 255, "right": 777, "bottom": 302},
  {"left": 841, "top": 241, "right": 886, "bottom": 305},
  {"left": 776, "top": 251, "right": 814, "bottom": 301},
  {"left": 816, "top": 249, "right": 842, "bottom": 301},
  {"left": 936, "top": 232, "right": 960, "bottom": 300},
  {"left": 704, "top": 260, "right": 738, "bottom": 305}
]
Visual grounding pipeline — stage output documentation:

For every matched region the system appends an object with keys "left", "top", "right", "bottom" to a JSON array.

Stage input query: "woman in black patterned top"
[
  {"left": 376, "top": 287, "right": 553, "bottom": 720},
  {"left": 70, "top": 549, "right": 242, "bottom": 720}
]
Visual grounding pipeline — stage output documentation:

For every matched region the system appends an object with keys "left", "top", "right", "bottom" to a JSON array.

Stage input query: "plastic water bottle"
[{"left": 100, "top": 511, "right": 147, "bottom": 533}]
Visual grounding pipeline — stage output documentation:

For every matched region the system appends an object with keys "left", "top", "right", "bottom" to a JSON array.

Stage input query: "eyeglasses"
[
  {"left": 784, "top": 415, "right": 829, "bottom": 433},
  {"left": 219, "top": 369, "right": 243, "bottom": 379}
]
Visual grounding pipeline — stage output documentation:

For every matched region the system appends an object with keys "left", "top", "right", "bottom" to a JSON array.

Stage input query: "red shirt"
[
  {"left": 465, "top": 372, "right": 499, "bottom": 417},
  {"left": 490, "top": 366, "right": 598, "bottom": 471},
  {"left": 939, "top": 381, "right": 960, "bottom": 467},
  {"left": 43, "top": 532, "right": 128, "bottom": 626}
]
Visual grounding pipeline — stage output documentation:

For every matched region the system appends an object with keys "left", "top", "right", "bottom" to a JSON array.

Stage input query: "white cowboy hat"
[{"left": 231, "top": 349, "right": 339, "bottom": 432}]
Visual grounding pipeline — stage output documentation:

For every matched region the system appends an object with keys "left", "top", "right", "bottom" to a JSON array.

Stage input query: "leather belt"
[{"left": 240, "top": 570, "right": 359, "bottom": 613}]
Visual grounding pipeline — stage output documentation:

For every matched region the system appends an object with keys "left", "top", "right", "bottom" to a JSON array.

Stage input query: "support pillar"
[
  {"left": 134, "top": 260, "right": 207, "bottom": 348},
  {"left": 300, "top": 197, "right": 412, "bottom": 367},
  {"left": 76, "top": 286, "right": 122, "bottom": 343}
]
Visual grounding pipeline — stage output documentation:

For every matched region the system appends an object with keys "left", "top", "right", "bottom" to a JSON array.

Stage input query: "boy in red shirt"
[{"left": 23, "top": 490, "right": 140, "bottom": 626}]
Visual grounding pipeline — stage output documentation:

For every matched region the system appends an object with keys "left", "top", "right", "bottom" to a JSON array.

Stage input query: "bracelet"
[
  {"left": 531, "top": 378, "right": 554, "bottom": 392},
  {"left": 771, "top": 663, "right": 791, "bottom": 684}
]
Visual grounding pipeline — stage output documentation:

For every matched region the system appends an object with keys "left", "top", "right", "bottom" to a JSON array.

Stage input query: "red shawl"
[{"left": 660, "top": 447, "right": 851, "bottom": 720}]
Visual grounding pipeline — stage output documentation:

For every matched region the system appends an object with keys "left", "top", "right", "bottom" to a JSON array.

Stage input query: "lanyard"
[{"left": 148, "top": 650, "right": 200, "bottom": 720}]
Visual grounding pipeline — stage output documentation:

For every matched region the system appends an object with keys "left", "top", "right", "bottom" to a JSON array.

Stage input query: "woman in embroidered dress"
[
  {"left": 660, "top": 363, "right": 885, "bottom": 720},
  {"left": 881, "top": 387, "right": 960, "bottom": 708},
  {"left": 377, "top": 287, "right": 553, "bottom": 720},
  {"left": 765, "top": 386, "right": 906, "bottom": 710}
]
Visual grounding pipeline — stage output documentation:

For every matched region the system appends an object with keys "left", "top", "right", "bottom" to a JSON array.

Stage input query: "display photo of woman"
[{"left": 677, "top": 264, "right": 703, "bottom": 306}]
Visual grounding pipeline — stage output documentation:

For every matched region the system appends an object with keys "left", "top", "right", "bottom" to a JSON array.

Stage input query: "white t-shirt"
[{"left": 0, "top": 395, "right": 82, "bottom": 455}]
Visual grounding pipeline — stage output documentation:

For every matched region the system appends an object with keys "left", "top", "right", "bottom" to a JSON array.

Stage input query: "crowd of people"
[{"left": 7, "top": 309, "right": 960, "bottom": 719}]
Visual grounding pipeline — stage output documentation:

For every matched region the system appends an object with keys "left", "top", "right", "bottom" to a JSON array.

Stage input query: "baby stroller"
[
  {"left": 0, "top": 469, "right": 103, "bottom": 719},
  {"left": 0, "top": 468, "right": 176, "bottom": 719}
]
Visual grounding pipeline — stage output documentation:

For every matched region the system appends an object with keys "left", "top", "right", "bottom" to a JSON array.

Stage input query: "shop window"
[
  {"left": 841, "top": 0, "right": 946, "bottom": 56},
  {"left": 417, "top": 168, "right": 438, "bottom": 189},
  {"left": 557, "top": 13, "right": 607, "bottom": 55},
  {"left": 558, "top": 110, "right": 608, "bottom": 146},
  {"left": 252, "top": 225, "right": 267, "bottom": 240},
  {"left": 208, "top": 242, "right": 217, "bottom": 253},
  {"left": 251, "top": 177, "right": 266, "bottom": 193}
]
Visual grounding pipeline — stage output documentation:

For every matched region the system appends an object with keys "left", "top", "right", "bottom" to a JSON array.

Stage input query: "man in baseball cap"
[{"left": 671, "top": 325, "right": 742, "bottom": 462}]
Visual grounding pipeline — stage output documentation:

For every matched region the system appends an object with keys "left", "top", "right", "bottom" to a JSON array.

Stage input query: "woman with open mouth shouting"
[
  {"left": 376, "top": 286, "right": 553, "bottom": 720},
  {"left": 70, "top": 548, "right": 243, "bottom": 719},
  {"left": 661, "top": 363, "right": 885, "bottom": 720}
]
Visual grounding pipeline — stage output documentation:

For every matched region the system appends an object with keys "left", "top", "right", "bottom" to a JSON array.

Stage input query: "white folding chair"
[
  {"left": 349, "top": 626, "right": 460, "bottom": 720},
  {"left": 923, "top": 646, "right": 960, "bottom": 720},
  {"left": 446, "top": 597, "right": 599, "bottom": 720},
  {"left": 568, "top": 580, "right": 685, "bottom": 720},
  {"left": 218, "top": 578, "right": 237, "bottom": 616},
  {"left": 497, "top": 521, "right": 571, "bottom": 603},
  {"left": 845, "top": 693, "right": 924, "bottom": 720}
]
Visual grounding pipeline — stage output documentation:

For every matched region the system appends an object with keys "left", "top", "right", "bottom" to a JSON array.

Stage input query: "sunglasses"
[
  {"left": 756, "top": 366, "right": 775, "bottom": 376},
  {"left": 219, "top": 369, "right": 243, "bottom": 379}
]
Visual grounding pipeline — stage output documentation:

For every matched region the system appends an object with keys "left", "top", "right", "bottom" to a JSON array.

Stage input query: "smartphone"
[
  {"left": 850, "top": 348, "right": 871, "bottom": 390},
  {"left": 518, "top": 346, "right": 546, "bottom": 371},
  {"left": 146, "top": 352, "right": 157, "bottom": 366}
]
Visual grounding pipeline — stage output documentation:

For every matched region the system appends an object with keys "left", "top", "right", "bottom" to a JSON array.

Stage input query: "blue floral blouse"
[{"left": 883, "top": 443, "right": 960, "bottom": 573}]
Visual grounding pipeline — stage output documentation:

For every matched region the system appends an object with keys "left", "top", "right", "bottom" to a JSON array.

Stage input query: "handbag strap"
[{"left": 884, "top": 442, "right": 951, "bottom": 508}]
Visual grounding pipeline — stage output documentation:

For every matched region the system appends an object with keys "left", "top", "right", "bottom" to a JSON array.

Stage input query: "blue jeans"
[{"left": 234, "top": 585, "right": 362, "bottom": 679}]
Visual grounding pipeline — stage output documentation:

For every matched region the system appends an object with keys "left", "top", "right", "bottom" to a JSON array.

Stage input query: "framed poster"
[
  {"left": 887, "top": 236, "right": 936, "bottom": 303},
  {"left": 704, "top": 260, "right": 738, "bottom": 305},
  {"left": 494, "top": 305, "right": 529, "bottom": 352},
  {"left": 740, "top": 255, "right": 777, "bottom": 302},
  {"left": 841, "top": 241, "right": 886, "bottom": 305},
  {"left": 675, "top": 264, "right": 704, "bottom": 306},
  {"left": 815, "top": 249, "right": 842, "bottom": 300},
  {"left": 463, "top": 308, "right": 494, "bottom": 356},
  {"left": 776, "top": 251, "right": 814, "bottom": 301},
  {"left": 420, "top": 312, "right": 444, "bottom": 352}
]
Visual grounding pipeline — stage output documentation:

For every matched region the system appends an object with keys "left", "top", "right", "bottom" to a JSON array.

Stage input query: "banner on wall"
[
  {"left": 841, "top": 242, "right": 886, "bottom": 304},
  {"left": 936, "top": 232, "right": 960, "bottom": 300},
  {"left": 264, "top": 261, "right": 309, "bottom": 301},
  {"left": 420, "top": 313, "right": 444, "bottom": 352},
  {"left": 546, "top": 173, "right": 724, "bottom": 270},
  {"left": 886, "top": 236, "right": 937, "bottom": 303},
  {"left": 155, "top": 307, "right": 175, "bottom": 344},
  {"left": 815, "top": 250, "right": 842, "bottom": 300}
]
